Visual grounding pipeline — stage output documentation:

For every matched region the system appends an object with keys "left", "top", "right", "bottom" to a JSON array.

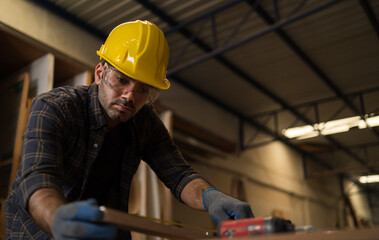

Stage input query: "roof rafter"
[
  {"left": 248, "top": 0, "right": 379, "bottom": 140},
  {"left": 359, "top": 0, "right": 379, "bottom": 38},
  {"left": 139, "top": 0, "right": 375, "bottom": 172},
  {"left": 134, "top": 0, "right": 377, "bottom": 181},
  {"left": 246, "top": 0, "right": 379, "bottom": 170}
]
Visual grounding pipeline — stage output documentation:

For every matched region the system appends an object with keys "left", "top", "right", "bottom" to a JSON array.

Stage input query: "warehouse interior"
[{"left": 0, "top": 0, "right": 378, "bottom": 238}]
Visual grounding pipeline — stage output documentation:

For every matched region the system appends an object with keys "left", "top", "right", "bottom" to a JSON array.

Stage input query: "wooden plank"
[
  {"left": 8, "top": 72, "right": 30, "bottom": 192},
  {"left": 101, "top": 207, "right": 212, "bottom": 240},
  {"left": 55, "top": 71, "right": 92, "bottom": 87}
]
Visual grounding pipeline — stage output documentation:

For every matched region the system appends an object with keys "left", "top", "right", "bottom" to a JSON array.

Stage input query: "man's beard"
[
  {"left": 108, "top": 98, "right": 136, "bottom": 122},
  {"left": 111, "top": 98, "right": 136, "bottom": 113}
]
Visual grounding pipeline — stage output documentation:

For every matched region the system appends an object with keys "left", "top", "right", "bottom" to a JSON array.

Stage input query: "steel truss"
[
  {"left": 136, "top": 0, "right": 378, "bottom": 174},
  {"left": 135, "top": 0, "right": 379, "bottom": 194},
  {"left": 245, "top": 87, "right": 379, "bottom": 150}
]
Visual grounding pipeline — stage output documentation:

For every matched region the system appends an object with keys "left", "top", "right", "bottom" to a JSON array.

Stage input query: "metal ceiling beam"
[
  {"left": 359, "top": 0, "right": 379, "bottom": 38},
  {"left": 163, "top": 1, "right": 343, "bottom": 126},
  {"left": 245, "top": 0, "right": 379, "bottom": 169},
  {"left": 133, "top": 0, "right": 335, "bottom": 166},
  {"left": 137, "top": 0, "right": 315, "bottom": 115},
  {"left": 248, "top": 0, "right": 379, "bottom": 139},
  {"left": 166, "top": 0, "right": 341, "bottom": 76},
  {"left": 137, "top": 0, "right": 278, "bottom": 107},
  {"left": 250, "top": 86, "right": 379, "bottom": 118},
  {"left": 244, "top": 87, "right": 379, "bottom": 157},
  {"left": 157, "top": 0, "right": 373, "bottom": 171},
  {"left": 134, "top": 0, "right": 376, "bottom": 181},
  {"left": 164, "top": 0, "right": 246, "bottom": 36}
]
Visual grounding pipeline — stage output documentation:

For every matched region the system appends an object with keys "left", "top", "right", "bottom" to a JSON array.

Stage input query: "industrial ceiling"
[{"left": 22, "top": 0, "right": 379, "bottom": 186}]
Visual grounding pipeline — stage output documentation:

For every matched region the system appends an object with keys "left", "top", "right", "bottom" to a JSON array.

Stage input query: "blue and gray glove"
[
  {"left": 52, "top": 199, "right": 117, "bottom": 240},
  {"left": 203, "top": 188, "right": 254, "bottom": 223}
]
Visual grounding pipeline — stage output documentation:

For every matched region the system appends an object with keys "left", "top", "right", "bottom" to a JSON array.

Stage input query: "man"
[{"left": 6, "top": 20, "right": 253, "bottom": 239}]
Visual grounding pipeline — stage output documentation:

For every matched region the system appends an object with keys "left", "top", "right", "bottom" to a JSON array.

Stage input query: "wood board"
[{"left": 101, "top": 207, "right": 214, "bottom": 240}]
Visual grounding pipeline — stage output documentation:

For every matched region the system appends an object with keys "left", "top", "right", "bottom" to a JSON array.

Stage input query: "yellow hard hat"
[{"left": 97, "top": 20, "right": 170, "bottom": 89}]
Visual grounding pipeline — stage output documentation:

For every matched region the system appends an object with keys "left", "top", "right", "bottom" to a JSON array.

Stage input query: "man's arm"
[
  {"left": 29, "top": 188, "right": 117, "bottom": 239},
  {"left": 28, "top": 188, "right": 67, "bottom": 235},
  {"left": 141, "top": 107, "right": 253, "bottom": 221},
  {"left": 180, "top": 178, "right": 213, "bottom": 210}
]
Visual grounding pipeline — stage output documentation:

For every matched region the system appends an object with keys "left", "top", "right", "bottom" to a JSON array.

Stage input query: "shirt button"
[{"left": 94, "top": 143, "right": 98, "bottom": 148}]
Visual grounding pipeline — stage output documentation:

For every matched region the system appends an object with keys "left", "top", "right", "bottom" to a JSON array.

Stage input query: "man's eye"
[
  {"left": 117, "top": 77, "right": 128, "bottom": 84},
  {"left": 141, "top": 88, "right": 150, "bottom": 95}
]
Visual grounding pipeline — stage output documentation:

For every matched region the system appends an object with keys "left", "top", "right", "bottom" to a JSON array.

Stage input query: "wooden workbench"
[{"left": 101, "top": 207, "right": 379, "bottom": 240}]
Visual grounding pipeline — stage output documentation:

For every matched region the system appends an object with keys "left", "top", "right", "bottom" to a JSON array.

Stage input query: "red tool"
[{"left": 218, "top": 216, "right": 295, "bottom": 238}]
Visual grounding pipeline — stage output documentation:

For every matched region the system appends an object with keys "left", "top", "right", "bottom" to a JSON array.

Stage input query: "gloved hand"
[
  {"left": 203, "top": 188, "right": 254, "bottom": 223},
  {"left": 52, "top": 199, "right": 117, "bottom": 240}
]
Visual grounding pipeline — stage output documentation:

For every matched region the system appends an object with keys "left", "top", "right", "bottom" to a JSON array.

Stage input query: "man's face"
[{"left": 95, "top": 62, "right": 153, "bottom": 125}]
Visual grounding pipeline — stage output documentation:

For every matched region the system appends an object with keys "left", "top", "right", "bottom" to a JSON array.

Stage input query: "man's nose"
[
  {"left": 121, "top": 90, "right": 136, "bottom": 102},
  {"left": 120, "top": 80, "right": 138, "bottom": 101}
]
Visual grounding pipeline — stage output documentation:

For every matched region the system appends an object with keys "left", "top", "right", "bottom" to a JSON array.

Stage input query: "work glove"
[
  {"left": 203, "top": 188, "right": 254, "bottom": 223},
  {"left": 52, "top": 199, "right": 117, "bottom": 240}
]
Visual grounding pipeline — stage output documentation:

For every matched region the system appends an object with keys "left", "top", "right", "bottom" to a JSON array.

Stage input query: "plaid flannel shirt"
[{"left": 5, "top": 83, "right": 201, "bottom": 239}]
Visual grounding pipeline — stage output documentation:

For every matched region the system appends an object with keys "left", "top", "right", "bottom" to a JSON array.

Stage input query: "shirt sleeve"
[
  {"left": 16, "top": 95, "right": 65, "bottom": 210},
  {"left": 137, "top": 105, "right": 203, "bottom": 202}
]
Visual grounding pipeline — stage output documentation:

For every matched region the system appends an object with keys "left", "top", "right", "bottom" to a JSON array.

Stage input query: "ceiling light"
[
  {"left": 320, "top": 124, "right": 350, "bottom": 135},
  {"left": 358, "top": 115, "right": 379, "bottom": 129},
  {"left": 282, "top": 114, "right": 378, "bottom": 140},
  {"left": 296, "top": 131, "right": 320, "bottom": 140},
  {"left": 281, "top": 125, "right": 314, "bottom": 138},
  {"left": 359, "top": 175, "right": 379, "bottom": 183},
  {"left": 321, "top": 116, "right": 360, "bottom": 129}
]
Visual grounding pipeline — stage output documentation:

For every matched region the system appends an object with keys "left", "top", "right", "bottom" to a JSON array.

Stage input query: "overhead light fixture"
[
  {"left": 281, "top": 125, "right": 314, "bottom": 139},
  {"left": 358, "top": 115, "right": 379, "bottom": 129},
  {"left": 359, "top": 175, "right": 379, "bottom": 183},
  {"left": 282, "top": 114, "right": 379, "bottom": 140}
]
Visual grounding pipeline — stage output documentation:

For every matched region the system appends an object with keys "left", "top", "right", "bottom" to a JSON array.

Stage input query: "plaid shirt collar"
[{"left": 88, "top": 83, "right": 108, "bottom": 130}]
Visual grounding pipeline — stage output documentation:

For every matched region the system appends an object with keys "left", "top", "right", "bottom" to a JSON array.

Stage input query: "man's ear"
[{"left": 94, "top": 62, "right": 104, "bottom": 85}]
